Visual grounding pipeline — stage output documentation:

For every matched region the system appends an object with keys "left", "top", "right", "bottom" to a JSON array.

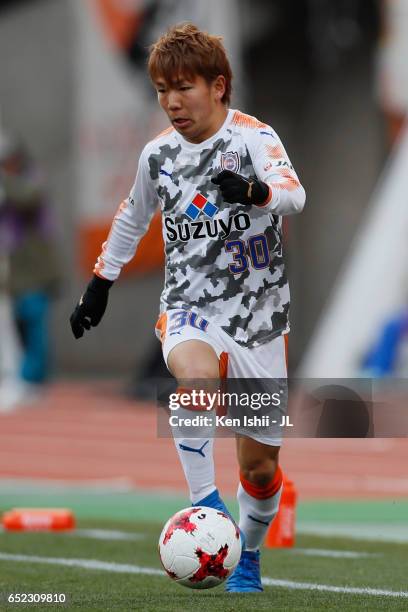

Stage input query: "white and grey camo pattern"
[{"left": 145, "top": 118, "right": 293, "bottom": 348}]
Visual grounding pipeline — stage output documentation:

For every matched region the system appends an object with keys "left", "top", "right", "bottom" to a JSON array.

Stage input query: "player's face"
[{"left": 154, "top": 74, "right": 227, "bottom": 144}]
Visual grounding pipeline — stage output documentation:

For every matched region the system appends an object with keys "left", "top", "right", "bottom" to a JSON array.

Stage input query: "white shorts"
[{"left": 155, "top": 309, "right": 288, "bottom": 446}]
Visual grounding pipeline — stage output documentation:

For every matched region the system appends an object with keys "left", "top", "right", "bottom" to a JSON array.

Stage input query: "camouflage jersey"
[{"left": 94, "top": 109, "right": 306, "bottom": 348}]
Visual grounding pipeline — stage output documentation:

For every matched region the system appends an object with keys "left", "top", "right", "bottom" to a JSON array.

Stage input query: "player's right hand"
[{"left": 70, "top": 274, "right": 113, "bottom": 339}]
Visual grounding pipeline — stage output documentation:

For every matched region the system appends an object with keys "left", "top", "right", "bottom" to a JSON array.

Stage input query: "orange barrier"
[
  {"left": 264, "top": 477, "right": 297, "bottom": 547},
  {"left": 2, "top": 508, "right": 75, "bottom": 531}
]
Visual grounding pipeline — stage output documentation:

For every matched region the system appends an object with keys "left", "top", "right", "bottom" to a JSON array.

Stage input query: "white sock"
[
  {"left": 173, "top": 436, "right": 216, "bottom": 503},
  {"left": 237, "top": 483, "right": 282, "bottom": 551},
  {"left": 171, "top": 407, "right": 216, "bottom": 503}
]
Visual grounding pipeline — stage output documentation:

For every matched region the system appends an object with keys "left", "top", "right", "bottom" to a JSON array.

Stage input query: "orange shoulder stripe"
[
  {"left": 152, "top": 126, "right": 175, "bottom": 140},
  {"left": 231, "top": 110, "right": 268, "bottom": 130},
  {"left": 265, "top": 143, "right": 285, "bottom": 159}
]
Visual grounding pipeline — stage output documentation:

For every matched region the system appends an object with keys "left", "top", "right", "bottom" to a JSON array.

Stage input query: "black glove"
[
  {"left": 70, "top": 274, "right": 113, "bottom": 339},
  {"left": 211, "top": 170, "right": 269, "bottom": 206}
]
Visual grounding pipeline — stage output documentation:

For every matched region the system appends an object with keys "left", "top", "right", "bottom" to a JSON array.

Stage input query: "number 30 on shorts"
[{"left": 225, "top": 233, "right": 270, "bottom": 274}]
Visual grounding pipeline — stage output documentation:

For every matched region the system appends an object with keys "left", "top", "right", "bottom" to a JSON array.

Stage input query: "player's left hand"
[{"left": 211, "top": 170, "right": 269, "bottom": 206}]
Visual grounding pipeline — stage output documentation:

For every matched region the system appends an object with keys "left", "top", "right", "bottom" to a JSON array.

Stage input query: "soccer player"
[{"left": 70, "top": 23, "right": 305, "bottom": 592}]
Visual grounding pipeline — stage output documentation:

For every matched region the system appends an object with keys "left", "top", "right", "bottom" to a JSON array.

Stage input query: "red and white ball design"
[{"left": 158, "top": 506, "right": 242, "bottom": 589}]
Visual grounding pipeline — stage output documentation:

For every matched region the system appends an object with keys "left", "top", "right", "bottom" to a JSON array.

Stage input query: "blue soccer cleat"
[
  {"left": 225, "top": 549, "right": 263, "bottom": 593},
  {"left": 193, "top": 488, "right": 231, "bottom": 516},
  {"left": 193, "top": 488, "right": 246, "bottom": 550}
]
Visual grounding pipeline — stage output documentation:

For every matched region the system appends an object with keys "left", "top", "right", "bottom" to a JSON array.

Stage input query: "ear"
[{"left": 213, "top": 75, "right": 226, "bottom": 102}]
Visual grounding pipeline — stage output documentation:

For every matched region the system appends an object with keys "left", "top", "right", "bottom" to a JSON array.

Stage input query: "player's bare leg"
[
  {"left": 236, "top": 435, "right": 280, "bottom": 490},
  {"left": 168, "top": 339, "right": 219, "bottom": 381},
  {"left": 167, "top": 340, "right": 228, "bottom": 511}
]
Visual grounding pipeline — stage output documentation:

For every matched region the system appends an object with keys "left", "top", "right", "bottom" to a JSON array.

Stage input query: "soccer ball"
[{"left": 158, "top": 506, "right": 242, "bottom": 589}]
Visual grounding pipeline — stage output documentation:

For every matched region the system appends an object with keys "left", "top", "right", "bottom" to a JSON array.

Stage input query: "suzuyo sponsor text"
[{"left": 164, "top": 211, "right": 251, "bottom": 242}]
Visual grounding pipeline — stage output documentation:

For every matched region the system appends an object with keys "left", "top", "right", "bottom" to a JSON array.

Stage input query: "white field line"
[
  {"left": 0, "top": 552, "right": 407, "bottom": 598},
  {"left": 292, "top": 548, "right": 379, "bottom": 559},
  {"left": 0, "top": 525, "right": 377, "bottom": 553},
  {"left": 71, "top": 529, "right": 145, "bottom": 542},
  {"left": 297, "top": 522, "right": 408, "bottom": 543},
  {"left": 0, "top": 526, "right": 145, "bottom": 542},
  {"left": 261, "top": 576, "right": 408, "bottom": 597},
  {"left": 0, "top": 552, "right": 162, "bottom": 575},
  {"left": 1, "top": 522, "right": 407, "bottom": 544}
]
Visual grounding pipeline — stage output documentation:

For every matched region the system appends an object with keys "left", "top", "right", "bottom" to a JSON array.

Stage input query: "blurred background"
[{"left": 0, "top": 0, "right": 408, "bottom": 530}]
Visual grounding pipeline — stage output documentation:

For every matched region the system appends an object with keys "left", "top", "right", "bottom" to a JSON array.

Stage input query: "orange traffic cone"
[
  {"left": 264, "top": 477, "right": 297, "bottom": 547},
  {"left": 2, "top": 508, "right": 75, "bottom": 531}
]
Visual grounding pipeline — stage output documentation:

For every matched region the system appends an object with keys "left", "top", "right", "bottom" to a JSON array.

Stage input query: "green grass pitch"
[{"left": 1, "top": 517, "right": 408, "bottom": 611}]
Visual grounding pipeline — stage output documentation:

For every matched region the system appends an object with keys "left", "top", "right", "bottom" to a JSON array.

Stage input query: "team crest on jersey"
[{"left": 221, "top": 151, "right": 240, "bottom": 173}]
